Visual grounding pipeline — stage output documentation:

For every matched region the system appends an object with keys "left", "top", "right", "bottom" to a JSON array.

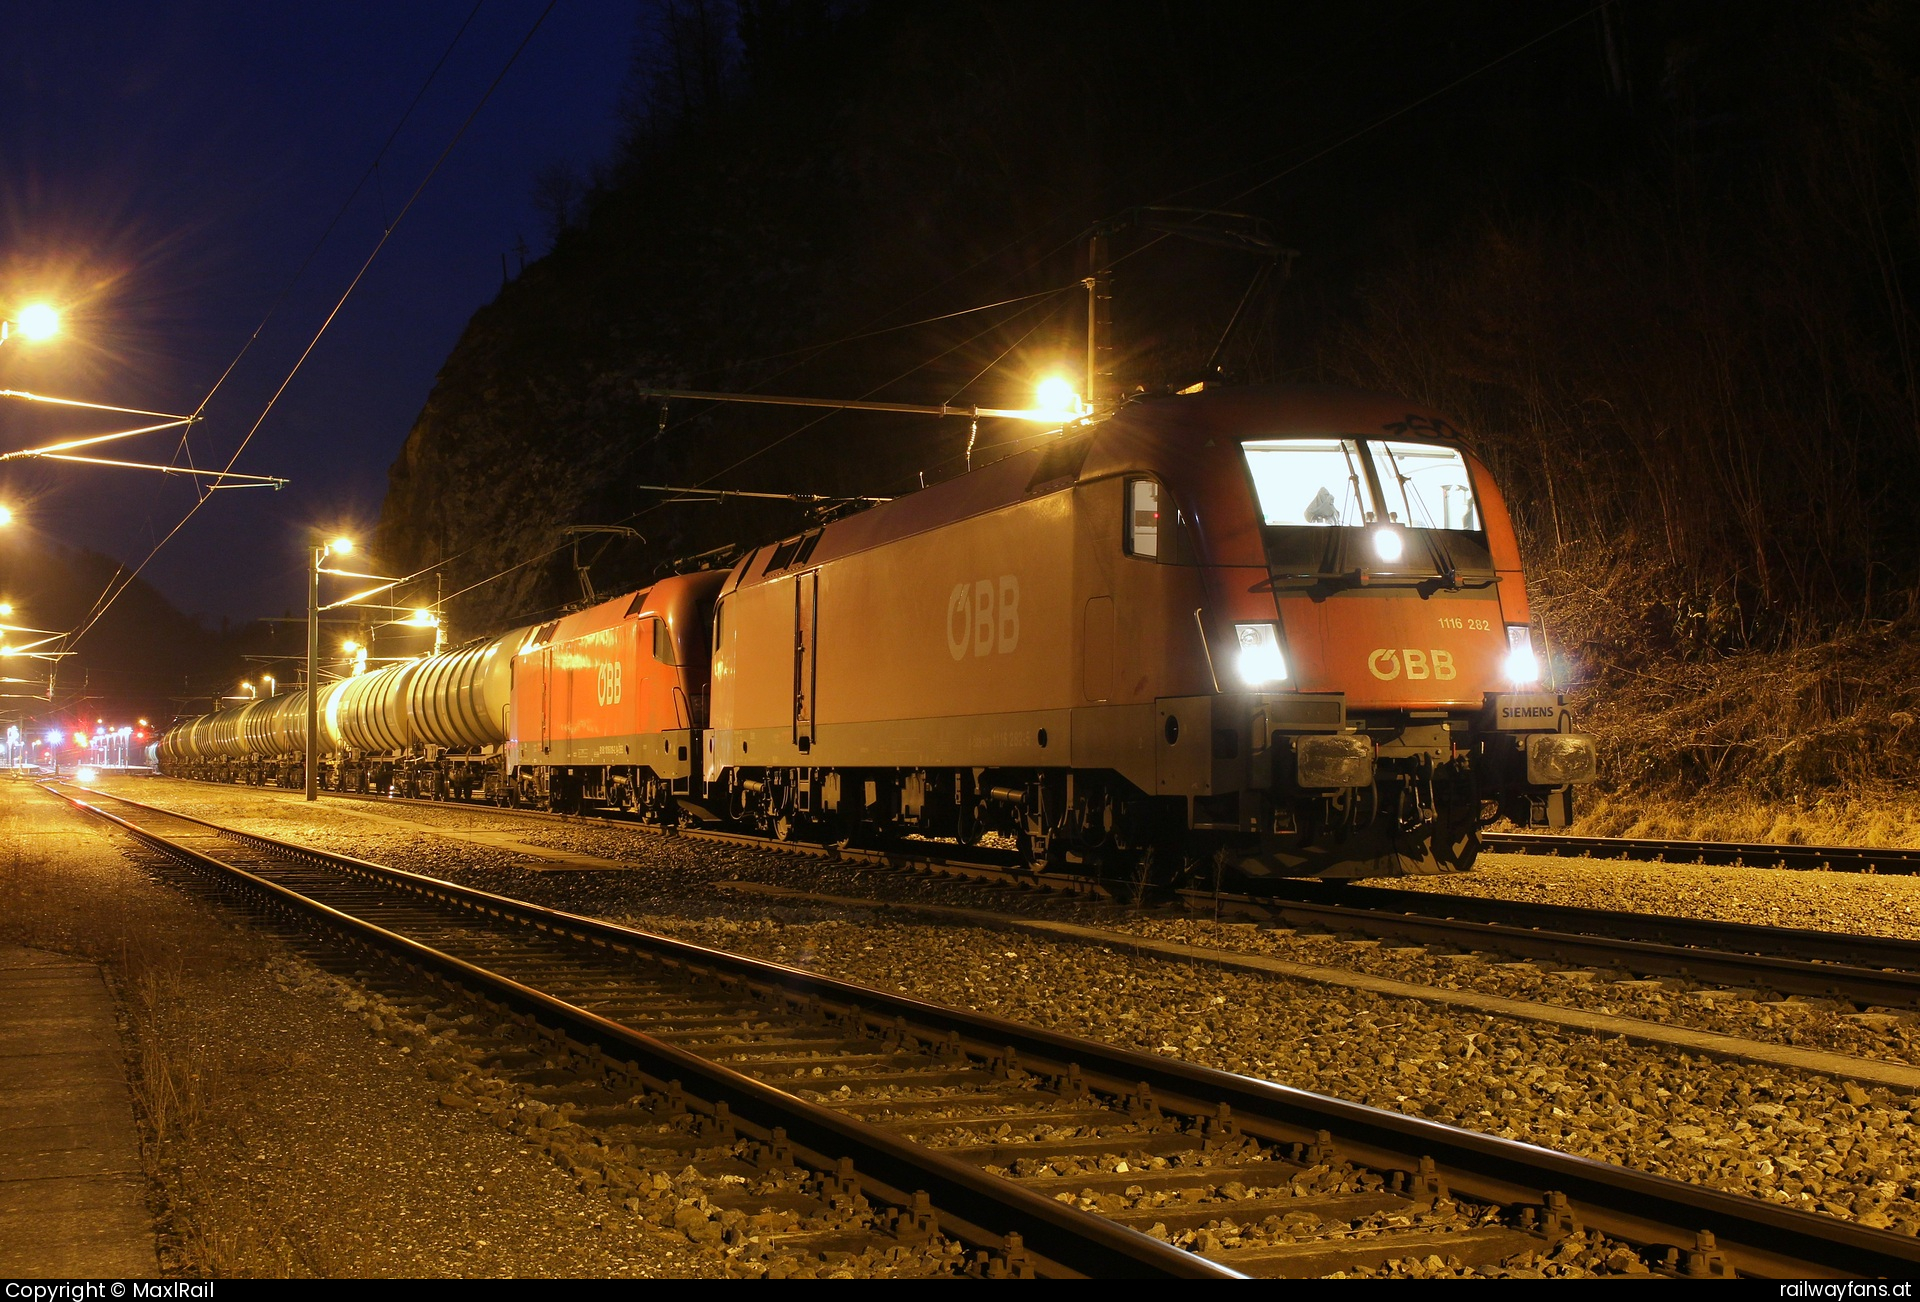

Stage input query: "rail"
[{"left": 54, "top": 781, "right": 1920, "bottom": 1278}]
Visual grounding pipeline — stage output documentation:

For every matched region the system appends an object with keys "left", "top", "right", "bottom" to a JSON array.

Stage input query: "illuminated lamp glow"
[
  {"left": 15, "top": 304, "right": 58, "bottom": 342},
  {"left": 1234, "top": 622, "right": 1289, "bottom": 687},
  {"left": 1505, "top": 625, "right": 1542, "bottom": 685},
  {"left": 1034, "top": 375, "right": 1082, "bottom": 417},
  {"left": 0, "top": 508, "right": 11, "bottom": 527},
  {"left": 72, "top": 731, "right": 87, "bottom": 746},
  {"left": 329, "top": 537, "right": 353, "bottom": 555},
  {"left": 1371, "top": 528, "right": 1404, "bottom": 563},
  {"left": 76, "top": 766, "right": 97, "bottom": 783},
  {"left": 45, "top": 729, "right": 61, "bottom": 747}
]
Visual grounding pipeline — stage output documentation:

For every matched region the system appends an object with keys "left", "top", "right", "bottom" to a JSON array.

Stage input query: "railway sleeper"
[{"left": 84, "top": 784, "right": 1904, "bottom": 1279}]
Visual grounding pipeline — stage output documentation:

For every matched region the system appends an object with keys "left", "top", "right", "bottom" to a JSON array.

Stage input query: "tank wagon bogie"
[{"left": 159, "top": 385, "right": 1594, "bottom": 882}]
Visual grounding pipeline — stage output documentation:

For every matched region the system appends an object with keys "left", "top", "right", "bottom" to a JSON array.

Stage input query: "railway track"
[
  {"left": 1484, "top": 831, "right": 1920, "bottom": 876},
  {"left": 1187, "top": 881, "right": 1920, "bottom": 1011},
  {"left": 141, "top": 776, "right": 1920, "bottom": 1009},
  {"left": 52, "top": 781, "right": 1920, "bottom": 1278},
  {"left": 163, "top": 778, "right": 1920, "bottom": 880}
]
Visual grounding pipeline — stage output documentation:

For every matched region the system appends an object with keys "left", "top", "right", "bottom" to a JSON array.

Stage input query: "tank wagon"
[
  {"left": 160, "top": 571, "right": 724, "bottom": 815},
  {"left": 160, "top": 385, "right": 1594, "bottom": 880}
]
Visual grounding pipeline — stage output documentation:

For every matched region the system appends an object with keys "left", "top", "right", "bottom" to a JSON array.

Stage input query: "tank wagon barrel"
[
  {"left": 333, "top": 659, "right": 419, "bottom": 754},
  {"left": 406, "top": 630, "right": 519, "bottom": 748},
  {"left": 156, "top": 624, "right": 536, "bottom": 799}
]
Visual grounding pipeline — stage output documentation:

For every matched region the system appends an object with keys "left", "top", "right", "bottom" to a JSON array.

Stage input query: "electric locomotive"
[{"left": 706, "top": 383, "right": 1595, "bottom": 878}]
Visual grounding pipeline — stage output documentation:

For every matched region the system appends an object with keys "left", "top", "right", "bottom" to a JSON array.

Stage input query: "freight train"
[{"left": 158, "top": 385, "right": 1596, "bottom": 881}]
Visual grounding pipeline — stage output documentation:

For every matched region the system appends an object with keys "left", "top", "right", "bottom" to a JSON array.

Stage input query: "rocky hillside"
[{"left": 379, "top": 0, "right": 1920, "bottom": 827}]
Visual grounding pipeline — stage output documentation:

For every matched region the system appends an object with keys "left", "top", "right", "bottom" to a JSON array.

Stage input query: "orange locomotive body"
[
  {"left": 706, "top": 385, "right": 1594, "bottom": 878},
  {"left": 507, "top": 570, "right": 726, "bottom": 816}
]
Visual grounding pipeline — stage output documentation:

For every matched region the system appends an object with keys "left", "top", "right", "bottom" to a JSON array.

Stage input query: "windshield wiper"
[{"left": 1255, "top": 569, "right": 1499, "bottom": 601}]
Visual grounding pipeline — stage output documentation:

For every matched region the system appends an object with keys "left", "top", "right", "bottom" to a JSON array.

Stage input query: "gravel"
[
  {"left": 107, "top": 777, "right": 1920, "bottom": 1241},
  {"left": 1, "top": 781, "right": 720, "bottom": 1277},
  {"left": 1098, "top": 917, "right": 1920, "bottom": 1067}
]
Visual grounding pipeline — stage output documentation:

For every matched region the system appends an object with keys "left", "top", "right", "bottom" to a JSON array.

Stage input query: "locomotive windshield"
[
  {"left": 1241, "top": 437, "right": 1479, "bottom": 531},
  {"left": 1242, "top": 438, "right": 1373, "bottom": 526},
  {"left": 1242, "top": 436, "right": 1492, "bottom": 585},
  {"left": 1366, "top": 441, "right": 1479, "bottom": 531}
]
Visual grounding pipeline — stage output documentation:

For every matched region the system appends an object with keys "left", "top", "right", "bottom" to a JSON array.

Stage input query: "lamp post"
[
  {"left": 0, "top": 304, "right": 58, "bottom": 348},
  {"left": 307, "top": 536, "right": 352, "bottom": 800}
]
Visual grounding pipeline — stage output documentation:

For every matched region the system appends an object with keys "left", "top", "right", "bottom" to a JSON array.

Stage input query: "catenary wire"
[
  {"left": 67, "top": 3, "right": 487, "bottom": 651},
  {"left": 65, "top": 2, "right": 556, "bottom": 660},
  {"left": 293, "top": 4, "right": 1614, "bottom": 636}
]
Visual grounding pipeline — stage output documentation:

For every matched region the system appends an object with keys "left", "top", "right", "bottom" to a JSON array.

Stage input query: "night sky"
[{"left": 0, "top": 1, "right": 635, "bottom": 627}]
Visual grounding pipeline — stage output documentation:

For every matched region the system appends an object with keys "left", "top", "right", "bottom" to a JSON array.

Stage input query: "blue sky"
[{"left": 0, "top": 1, "right": 638, "bottom": 622}]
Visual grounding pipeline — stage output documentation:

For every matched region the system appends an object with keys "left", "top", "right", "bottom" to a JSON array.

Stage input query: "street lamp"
[
  {"left": 307, "top": 537, "right": 352, "bottom": 800},
  {"left": 0, "top": 304, "right": 59, "bottom": 346},
  {"left": 261, "top": 673, "right": 275, "bottom": 697},
  {"left": 308, "top": 535, "right": 407, "bottom": 799}
]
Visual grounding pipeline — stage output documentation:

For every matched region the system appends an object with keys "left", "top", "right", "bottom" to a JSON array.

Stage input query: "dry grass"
[
  {"left": 1521, "top": 547, "right": 1920, "bottom": 847},
  {"left": 1571, "top": 790, "right": 1920, "bottom": 848}
]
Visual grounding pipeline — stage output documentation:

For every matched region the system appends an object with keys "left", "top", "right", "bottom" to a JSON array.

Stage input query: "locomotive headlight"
[
  {"left": 1371, "top": 527, "right": 1403, "bottom": 562},
  {"left": 1505, "top": 624, "right": 1541, "bottom": 684},
  {"left": 1234, "top": 622, "right": 1289, "bottom": 686}
]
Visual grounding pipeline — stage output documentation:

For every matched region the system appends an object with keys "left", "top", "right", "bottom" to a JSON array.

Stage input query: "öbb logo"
[
  {"left": 1367, "top": 648, "right": 1457, "bottom": 681},
  {"left": 947, "top": 577, "right": 1021, "bottom": 660},
  {"left": 595, "top": 661, "right": 622, "bottom": 706}
]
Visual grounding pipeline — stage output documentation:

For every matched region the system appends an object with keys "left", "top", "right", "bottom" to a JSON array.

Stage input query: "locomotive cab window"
[
  {"left": 1127, "top": 479, "right": 1161, "bottom": 558},
  {"left": 651, "top": 618, "right": 678, "bottom": 665},
  {"left": 1124, "top": 478, "right": 1198, "bottom": 563},
  {"left": 1246, "top": 435, "right": 1495, "bottom": 581}
]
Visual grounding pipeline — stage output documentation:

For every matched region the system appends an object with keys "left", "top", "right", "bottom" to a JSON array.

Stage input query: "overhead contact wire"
[{"left": 67, "top": 2, "right": 554, "bottom": 659}]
